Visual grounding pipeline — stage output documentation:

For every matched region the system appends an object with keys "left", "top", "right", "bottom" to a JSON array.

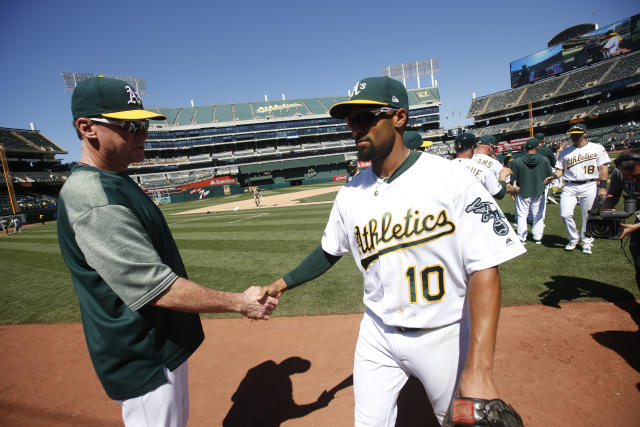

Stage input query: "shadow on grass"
[
  {"left": 539, "top": 275, "right": 640, "bottom": 386},
  {"left": 537, "top": 234, "right": 568, "bottom": 248}
]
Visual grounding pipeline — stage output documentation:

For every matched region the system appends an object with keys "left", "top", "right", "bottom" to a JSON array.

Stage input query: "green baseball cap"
[
  {"left": 478, "top": 135, "right": 497, "bottom": 146},
  {"left": 534, "top": 132, "right": 545, "bottom": 141},
  {"left": 524, "top": 138, "right": 539, "bottom": 149},
  {"left": 330, "top": 77, "right": 409, "bottom": 119},
  {"left": 72, "top": 77, "right": 166, "bottom": 120},
  {"left": 568, "top": 123, "right": 587, "bottom": 134},
  {"left": 454, "top": 132, "right": 477, "bottom": 151},
  {"left": 348, "top": 159, "right": 358, "bottom": 167}
]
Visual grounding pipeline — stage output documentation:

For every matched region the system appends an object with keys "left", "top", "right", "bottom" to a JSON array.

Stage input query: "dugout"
[{"left": 237, "top": 154, "right": 351, "bottom": 190}]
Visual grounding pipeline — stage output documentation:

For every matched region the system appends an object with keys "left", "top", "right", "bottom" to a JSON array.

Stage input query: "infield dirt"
[
  {"left": 175, "top": 186, "right": 341, "bottom": 215},
  {"left": 1, "top": 301, "right": 638, "bottom": 426}
]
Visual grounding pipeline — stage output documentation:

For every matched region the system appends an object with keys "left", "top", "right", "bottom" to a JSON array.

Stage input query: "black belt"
[
  {"left": 565, "top": 179, "right": 597, "bottom": 185},
  {"left": 395, "top": 326, "right": 422, "bottom": 333}
]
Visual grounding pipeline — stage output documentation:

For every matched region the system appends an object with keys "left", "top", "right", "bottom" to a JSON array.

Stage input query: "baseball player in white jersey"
[
  {"left": 262, "top": 77, "right": 526, "bottom": 425},
  {"left": 454, "top": 132, "right": 512, "bottom": 200},
  {"left": 552, "top": 123, "right": 610, "bottom": 254},
  {"left": 473, "top": 135, "right": 503, "bottom": 180}
]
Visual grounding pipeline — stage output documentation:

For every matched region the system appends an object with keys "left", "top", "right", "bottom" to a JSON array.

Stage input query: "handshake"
[{"left": 241, "top": 278, "right": 288, "bottom": 320}]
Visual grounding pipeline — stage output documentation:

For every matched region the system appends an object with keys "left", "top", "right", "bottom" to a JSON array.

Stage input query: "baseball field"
[{"left": 0, "top": 182, "right": 638, "bottom": 426}]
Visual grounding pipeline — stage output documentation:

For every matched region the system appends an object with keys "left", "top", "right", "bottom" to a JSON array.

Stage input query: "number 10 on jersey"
[{"left": 405, "top": 265, "right": 445, "bottom": 303}]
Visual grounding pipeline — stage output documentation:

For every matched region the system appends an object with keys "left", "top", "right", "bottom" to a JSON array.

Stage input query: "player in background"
[
  {"left": 534, "top": 133, "right": 559, "bottom": 206},
  {"left": 454, "top": 132, "right": 512, "bottom": 200},
  {"left": 551, "top": 123, "right": 611, "bottom": 254},
  {"left": 473, "top": 135, "right": 503, "bottom": 179},
  {"left": 253, "top": 187, "right": 262, "bottom": 206},
  {"left": 347, "top": 159, "right": 360, "bottom": 181},
  {"left": 510, "top": 138, "right": 555, "bottom": 244},
  {"left": 262, "top": 76, "right": 526, "bottom": 425},
  {"left": 402, "top": 130, "right": 425, "bottom": 151}
]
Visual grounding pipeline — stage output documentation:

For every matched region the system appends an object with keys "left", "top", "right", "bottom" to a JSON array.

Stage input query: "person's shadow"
[
  {"left": 539, "top": 275, "right": 640, "bottom": 388},
  {"left": 223, "top": 357, "right": 440, "bottom": 426},
  {"left": 223, "top": 357, "right": 349, "bottom": 426}
]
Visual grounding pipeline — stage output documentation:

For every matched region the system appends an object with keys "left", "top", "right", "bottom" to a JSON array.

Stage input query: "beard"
[{"left": 356, "top": 139, "right": 394, "bottom": 162}]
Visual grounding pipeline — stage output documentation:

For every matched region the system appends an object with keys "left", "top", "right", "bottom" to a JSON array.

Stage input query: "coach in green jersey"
[{"left": 58, "top": 77, "right": 278, "bottom": 426}]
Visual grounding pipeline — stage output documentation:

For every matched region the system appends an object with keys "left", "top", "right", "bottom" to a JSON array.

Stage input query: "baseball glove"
[{"left": 442, "top": 396, "right": 524, "bottom": 427}]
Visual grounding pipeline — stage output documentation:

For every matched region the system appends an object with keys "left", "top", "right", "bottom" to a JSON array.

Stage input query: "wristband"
[{"left": 598, "top": 181, "right": 608, "bottom": 189}]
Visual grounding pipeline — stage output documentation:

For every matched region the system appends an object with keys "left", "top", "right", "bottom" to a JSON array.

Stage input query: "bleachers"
[
  {"left": 485, "top": 87, "right": 525, "bottom": 113},
  {"left": 600, "top": 51, "right": 640, "bottom": 84},
  {"left": 518, "top": 78, "right": 563, "bottom": 105},
  {"left": 188, "top": 154, "right": 211, "bottom": 162},
  {"left": 468, "top": 98, "right": 487, "bottom": 116},
  {"left": 1, "top": 128, "right": 66, "bottom": 154},
  {"left": 556, "top": 61, "right": 613, "bottom": 96},
  {"left": 470, "top": 51, "right": 640, "bottom": 119}
]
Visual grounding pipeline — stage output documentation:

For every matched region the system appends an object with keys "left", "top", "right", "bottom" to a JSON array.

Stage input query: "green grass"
[{"left": 0, "top": 182, "right": 636, "bottom": 324}]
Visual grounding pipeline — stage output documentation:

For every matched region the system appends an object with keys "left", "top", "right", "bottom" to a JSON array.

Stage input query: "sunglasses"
[
  {"left": 90, "top": 117, "right": 150, "bottom": 133},
  {"left": 346, "top": 107, "right": 397, "bottom": 128}
]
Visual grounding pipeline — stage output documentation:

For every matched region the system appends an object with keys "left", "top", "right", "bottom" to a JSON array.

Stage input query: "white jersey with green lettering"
[
  {"left": 454, "top": 157, "right": 502, "bottom": 197},
  {"left": 472, "top": 153, "right": 502, "bottom": 180},
  {"left": 321, "top": 151, "right": 525, "bottom": 329}
]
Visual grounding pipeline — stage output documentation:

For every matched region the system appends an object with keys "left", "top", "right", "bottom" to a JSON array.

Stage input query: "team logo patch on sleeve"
[{"left": 465, "top": 197, "right": 509, "bottom": 236}]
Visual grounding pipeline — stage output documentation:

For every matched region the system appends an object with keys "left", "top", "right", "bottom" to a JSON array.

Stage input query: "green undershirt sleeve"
[
  {"left": 282, "top": 245, "right": 342, "bottom": 289},
  {"left": 493, "top": 181, "right": 507, "bottom": 200}
]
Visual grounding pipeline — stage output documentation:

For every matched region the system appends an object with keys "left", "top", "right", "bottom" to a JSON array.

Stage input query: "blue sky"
[{"left": 1, "top": 1, "right": 637, "bottom": 163}]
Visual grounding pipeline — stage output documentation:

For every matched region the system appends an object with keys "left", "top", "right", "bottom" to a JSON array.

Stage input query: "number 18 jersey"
[
  {"left": 555, "top": 142, "right": 610, "bottom": 181},
  {"left": 321, "top": 152, "right": 526, "bottom": 329}
]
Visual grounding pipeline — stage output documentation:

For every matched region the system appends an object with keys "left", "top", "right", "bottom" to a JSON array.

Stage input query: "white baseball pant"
[
  {"left": 559, "top": 182, "right": 597, "bottom": 246},
  {"left": 353, "top": 309, "right": 468, "bottom": 426},
  {"left": 118, "top": 361, "right": 190, "bottom": 427},
  {"left": 515, "top": 194, "right": 545, "bottom": 242}
]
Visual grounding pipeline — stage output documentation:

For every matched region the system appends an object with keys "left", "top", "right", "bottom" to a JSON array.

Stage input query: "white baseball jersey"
[
  {"left": 555, "top": 142, "right": 610, "bottom": 181},
  {"left": 454, "top": 157, "right": 503, "bottom": 197},
  {"left": 321, "top": 151, "right": 526, "bottom": 329},
  {"left": 472, "top": 153, "right": 503, "bottom": 180}
]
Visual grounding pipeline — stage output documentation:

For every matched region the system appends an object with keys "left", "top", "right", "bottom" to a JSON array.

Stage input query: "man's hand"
[
  {"left": 241, "top": 286, "right": 278, "bottom": 320},
  {"left": 620, "top": 222, "right": 640, "bottom": 240},
  {"left": 262, "top": 278, "right": 288, "bottom": 298},
  {"left": 510, "top": 183, "right": 520, "bottom": 195},
  {"left": 498, "top": 167, "right": 512, "bottom": 182},
  {"left": 543, "top": 175, "right": 555, "bottom": 185}
]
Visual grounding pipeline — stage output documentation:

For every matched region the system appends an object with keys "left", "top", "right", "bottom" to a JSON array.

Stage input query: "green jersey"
[{"left": 57, "top": 164, "right": 203, "bottom": 400}]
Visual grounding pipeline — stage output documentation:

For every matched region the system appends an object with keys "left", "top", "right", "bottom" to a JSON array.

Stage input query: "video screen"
[{"left": 510, "top": 13, "right": 640, "bottom": 88}]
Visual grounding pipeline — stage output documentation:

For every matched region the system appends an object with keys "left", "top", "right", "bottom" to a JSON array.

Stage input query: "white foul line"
[
  {"left": 170, "top": 212, "right": 268, "bottom": 225},
  {"left": 228, "top": 212, "right": 270, "bottom": 223}
]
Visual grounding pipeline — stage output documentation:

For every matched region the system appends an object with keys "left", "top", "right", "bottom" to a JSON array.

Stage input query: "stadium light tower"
[
  {"left": 61, "top": 72, "right": 149, "bottom": 96},
  {"left": 382, "top": 58, "right": 439, "bottom": 88}
]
